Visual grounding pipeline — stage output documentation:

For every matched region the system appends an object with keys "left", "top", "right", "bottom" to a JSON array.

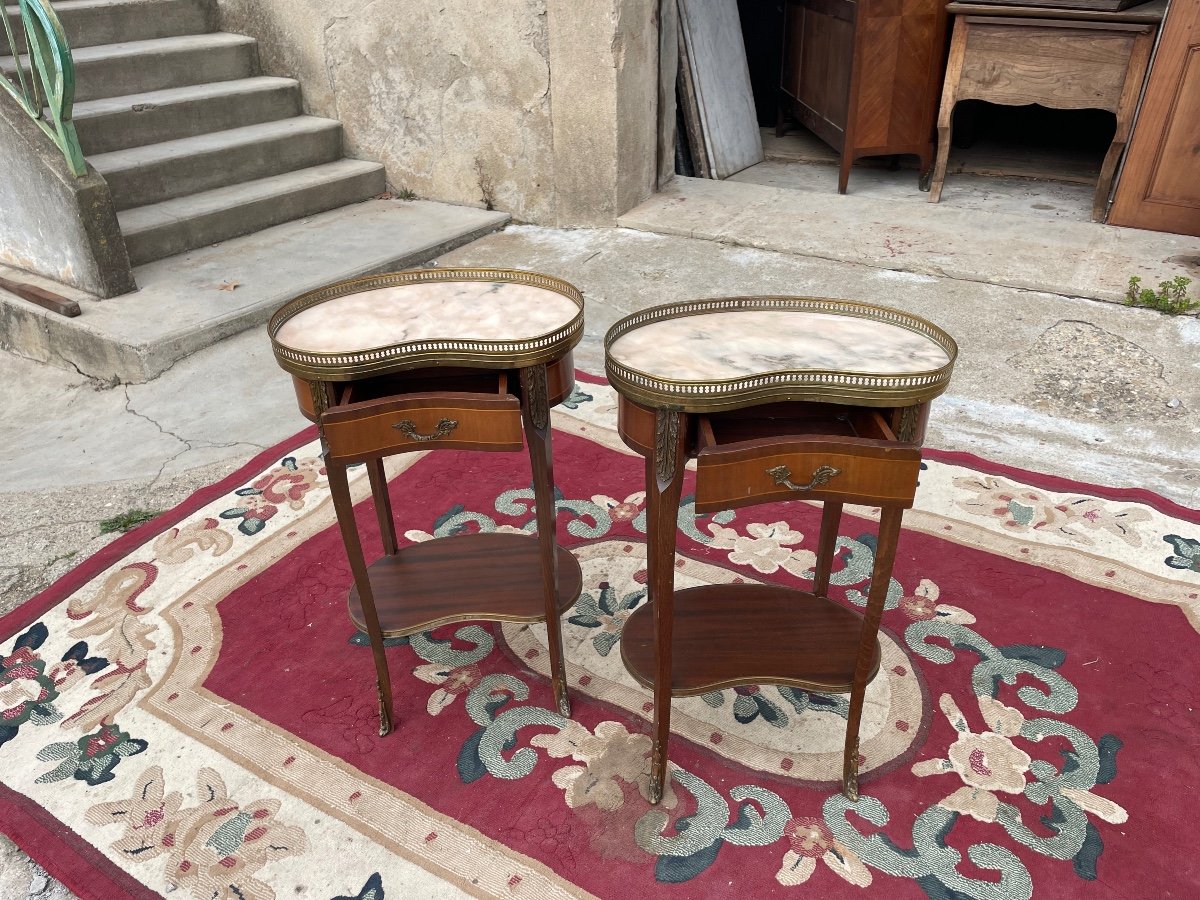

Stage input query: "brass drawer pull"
[
  {"left": 393, "top": 418, "right": 459, "bottom": 441},
  {"left": 766, "top": 464, "right": 841, "bottom": 492}
]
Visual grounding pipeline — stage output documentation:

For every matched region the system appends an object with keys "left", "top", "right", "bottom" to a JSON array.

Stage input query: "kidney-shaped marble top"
[
  {"left": 274, "top": 279, "right": 581, "bottom": 355},
  {"left": 608, "top": 309, "right": 950, "bottom": 381}
]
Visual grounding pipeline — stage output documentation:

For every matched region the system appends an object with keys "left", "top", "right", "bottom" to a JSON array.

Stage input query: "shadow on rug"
[{"left": 3, "top": 374, "right": 1199, "bottom": 900}]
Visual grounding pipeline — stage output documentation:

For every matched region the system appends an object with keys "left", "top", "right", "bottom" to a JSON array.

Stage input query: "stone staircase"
[
  {"left": 3, "top": 0, "right": 385, "bottom": 265},
  {"left": 1, "top": 0, "right": 509, "bottom": 383}
]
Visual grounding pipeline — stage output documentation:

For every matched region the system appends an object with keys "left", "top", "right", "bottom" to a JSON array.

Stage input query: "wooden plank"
[
  {"left": 679, "top": 0, "right": 764, "bottom": 178},
  {"left": 947, "top": 0, "right": 1167, "bottom": 23},
  {"left": 658, "top": 0, "right": 680, "bottom": 188},
  {"left": 676, "top": 24, "right": 712, "bottom": 178},
  {"left": 0, "top": 275, "right": 81, "bottom": 317},
  {"left": 957, "top": 0, "right": 1147, "bottom": 13}
]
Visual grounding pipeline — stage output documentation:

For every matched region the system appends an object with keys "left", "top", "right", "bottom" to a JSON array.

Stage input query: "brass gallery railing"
[{"left": 2, "top": 0, "right": 86, "bottom": 176}]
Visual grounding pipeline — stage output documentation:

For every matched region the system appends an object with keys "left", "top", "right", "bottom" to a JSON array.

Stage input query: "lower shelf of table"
[
  {"left": 347, "top": 532, "right": 583, "bottom": 637},
  {"left": 620, "top": 584, "right": 881, "bottom": 696}
]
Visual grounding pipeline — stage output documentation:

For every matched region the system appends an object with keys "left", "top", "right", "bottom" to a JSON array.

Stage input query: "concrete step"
[
  {"left": 5, "top": 0, "right": 215, "bottom": 50},
  {"left": 1, "top": 33, "right": 258, "bottom": 102},
  {"left": 0, "top": 201, "right": 511, "bottom": 382},
  {"left": 119, "top": 158, "right": 386, "bottom": 265},
  {"left": 92, "top": 116, "right": 345, "bottom": 211},
  {"left": 73, "top": 77, "right": 302, "bottom": 155}
]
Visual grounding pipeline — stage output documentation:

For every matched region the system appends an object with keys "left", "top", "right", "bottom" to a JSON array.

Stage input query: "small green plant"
[
  {"left": 396, "top": 187, "right": 418, "bottom": 201},
  {"left": 1125, "top": 275, "right": 1200, "bottom": 315},
  {"left": 99, "top": 508, "right": 162, "bottom": 534}
]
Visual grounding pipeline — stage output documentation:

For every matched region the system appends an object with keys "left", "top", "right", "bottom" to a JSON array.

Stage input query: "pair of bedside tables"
[{"left": 269, "top": 268, "right": 957, "bottom": 803}]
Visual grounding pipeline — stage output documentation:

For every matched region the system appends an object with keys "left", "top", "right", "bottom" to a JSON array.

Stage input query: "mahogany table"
[
  {"left": 604, "top": 297, "right": 958, "bottom": 802},
  {"left": 269, "top": 268, "right": 586, "bottom": 736}
]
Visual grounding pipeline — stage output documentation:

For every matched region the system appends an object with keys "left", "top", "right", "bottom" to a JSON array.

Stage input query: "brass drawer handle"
[
  {"left": 766, "top": 464, "right": 841, "bottom": 492},
  {"left": 393, "top": 418, "right": 459, "bottom": 441}
]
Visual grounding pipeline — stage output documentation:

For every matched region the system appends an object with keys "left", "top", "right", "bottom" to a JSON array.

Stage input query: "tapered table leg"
[
  {"left": 521, "top": 364, "right": 571, "bottom": 719},
  {"left": 842, "top": 505, "right": 904, "bottom": 799},
  {"left": 327, "top": 460, "right": 395, "bottom": 736},
  {"left": 813, "top": 501, "right": 843, "bottom": 598},
  {"left": 367, "top": 458, "right": 397, "bottom": 556},
  {"left": 647, "top": 408, "right": 688, "bottom": 804}
]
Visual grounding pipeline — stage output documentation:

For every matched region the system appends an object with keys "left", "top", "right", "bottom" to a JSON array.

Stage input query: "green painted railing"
[{"left": 2, "top": 0, "right": 86, "bottom": 176}]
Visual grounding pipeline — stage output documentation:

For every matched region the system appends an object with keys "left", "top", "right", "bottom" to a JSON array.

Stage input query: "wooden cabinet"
[{"left": 778, "top": 0, "right": 950, "bottom": 192}]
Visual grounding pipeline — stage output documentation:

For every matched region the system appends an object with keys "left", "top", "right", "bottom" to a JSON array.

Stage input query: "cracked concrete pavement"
[
  {"left": 0, "top": 324, "right": 307, "bottom": 618},
  {"left": 2, "top": 223, "right": 1199, "bottom": 895}
]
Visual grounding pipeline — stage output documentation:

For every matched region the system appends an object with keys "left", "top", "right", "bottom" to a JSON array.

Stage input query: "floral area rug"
[{"left": 3, "top": 372, "right": 1199, "bottom": 900}]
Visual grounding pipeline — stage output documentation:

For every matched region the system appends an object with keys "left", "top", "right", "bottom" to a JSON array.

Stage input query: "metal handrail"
[{"left": 2, "top": 0, "right": 86, "bottom": 176}]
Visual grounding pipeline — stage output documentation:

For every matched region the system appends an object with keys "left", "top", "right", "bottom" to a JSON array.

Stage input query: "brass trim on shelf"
[
  {"left": 604, "top": 297, "right": 958, "bottom": 412},
  {"left": 269, "top": 267, "right": 585, "bottom": 382}
]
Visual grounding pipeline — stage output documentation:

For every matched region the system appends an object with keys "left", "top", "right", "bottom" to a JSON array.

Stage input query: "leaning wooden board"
[{"left": 678, "top": 0, "right": 764, "bottom": 179}]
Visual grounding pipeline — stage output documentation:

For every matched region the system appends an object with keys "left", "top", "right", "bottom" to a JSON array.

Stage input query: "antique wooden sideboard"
[{"left": 777, "top": 0, "right": 951, "bottom": 192}]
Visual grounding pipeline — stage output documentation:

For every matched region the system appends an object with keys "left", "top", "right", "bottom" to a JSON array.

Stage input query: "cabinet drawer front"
[
  {"left": 323, "top": 394, "right": 523, "bottom": 461},
  {"left": 695, "top": 439, "right": 921, "bottom": 512},
  {"left": 959, "top": 24, "right": 1136, "bottom": 111}
]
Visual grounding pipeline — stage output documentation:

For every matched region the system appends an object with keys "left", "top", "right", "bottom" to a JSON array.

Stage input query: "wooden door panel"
[
  {"left": 1109, "top": 0, "right": 1200, "bottom": 235},
  {"left": 783, "top": 0, "right": 855, "bottom": 148},
  {"left": 1147, "top": 49, "right": 1200, "bottom": 205}
]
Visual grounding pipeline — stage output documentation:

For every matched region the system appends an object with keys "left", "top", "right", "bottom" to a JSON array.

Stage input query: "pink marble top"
[
  {"left": 608, "top": 309, "right": 950, "bottom": 381},
  {"left": 275, "top": 279, "right": 580, "bottom": 355}
]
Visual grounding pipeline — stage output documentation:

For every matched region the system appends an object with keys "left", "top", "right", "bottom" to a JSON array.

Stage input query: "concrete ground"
[
  {"left": 5, "top": 222, "right": 1199, "bottom": 612},
  {"left": 1, "top": 222, "right": 1199, "bottom": 894}
]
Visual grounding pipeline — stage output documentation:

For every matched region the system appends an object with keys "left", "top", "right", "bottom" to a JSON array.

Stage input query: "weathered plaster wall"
[
  {"left": 0, "top": 93, "right": 134, "bottom": 298},
  {"left": 215, "top": 0, "right": 659, "bottom": 226}
]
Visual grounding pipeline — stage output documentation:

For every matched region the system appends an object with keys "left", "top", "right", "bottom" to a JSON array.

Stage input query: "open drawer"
[
  {"left": 693, "top": 402, "right": 922, "bottom": 514},
  {"left": 320, "top": 369, "right": 523, "bottom": 463}
]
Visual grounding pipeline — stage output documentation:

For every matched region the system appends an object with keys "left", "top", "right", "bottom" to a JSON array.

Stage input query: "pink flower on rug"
[
  {"left": 707, "top": 522, "right": 817, "bottom": 576},
  {"left": 412, "top": 663, "right": 483, "bottom": 715},
  {"left": 89, "top": 765, "right": 307, "bottom": 898},
  {"left": 0, "top": 668, "right": 47, "bottom": 715},
  {"left": 899, "top": 580, "right": 975, "bottom": 624},
  {"left": 533, "top": 721, "right": 677, "bottom": 811},
  {"left": 591, "top": 492, "right": 646, "bottom": 522},
  {"left": 86, "top": 766, "right": 182, "bottom": 860},
  {"left": 776, "top": 816, "right": 871, "bottom": 887},
  {"left": 251, "top": 457, "right": 326, "bottom": 509},
  {"left": 912, "top": 694, "right": 1032, "bottom": 812},
  {"left": 953, "top": 475, "right": 1152, "bottom": 547},
  {"left": 152, "top": 519, "right": 234, "bottom": 564},
  {"left": 403, "top": 524, "right": 526, "bottom": 543}
]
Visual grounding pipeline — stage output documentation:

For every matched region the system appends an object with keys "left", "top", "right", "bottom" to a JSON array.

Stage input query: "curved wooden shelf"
[
  {"left": 348, "top": 533, "right": 583, "bottom": 637},
  {"left": 619, "top": 584, "right": 880, "bottom": 696}
]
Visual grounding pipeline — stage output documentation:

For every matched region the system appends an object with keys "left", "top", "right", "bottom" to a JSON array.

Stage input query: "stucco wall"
[
  {"left": 215, "top": 0, "right": 659, "bottom": 226},
  {"left": 0, "top": 92, "right": 134, "bottom": 298}
]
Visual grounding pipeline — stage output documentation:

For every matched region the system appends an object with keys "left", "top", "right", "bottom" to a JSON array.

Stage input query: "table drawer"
[
  {"left": 958, "top": 22, "right": 1139, "bottom": 112},
  {"left": 694, "top": 431, "right": 921, "bottom": 513},
  {"left": 322, "top": 392, "right": 523, "bottom": 462}
]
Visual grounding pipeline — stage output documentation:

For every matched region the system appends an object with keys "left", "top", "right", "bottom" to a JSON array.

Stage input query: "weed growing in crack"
[
  {"left": 1125, "top": 276, "right": 1200, "bottom": 315},
  {"left": 99, "top": 509, "right": 163, "bottom": 534}
]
